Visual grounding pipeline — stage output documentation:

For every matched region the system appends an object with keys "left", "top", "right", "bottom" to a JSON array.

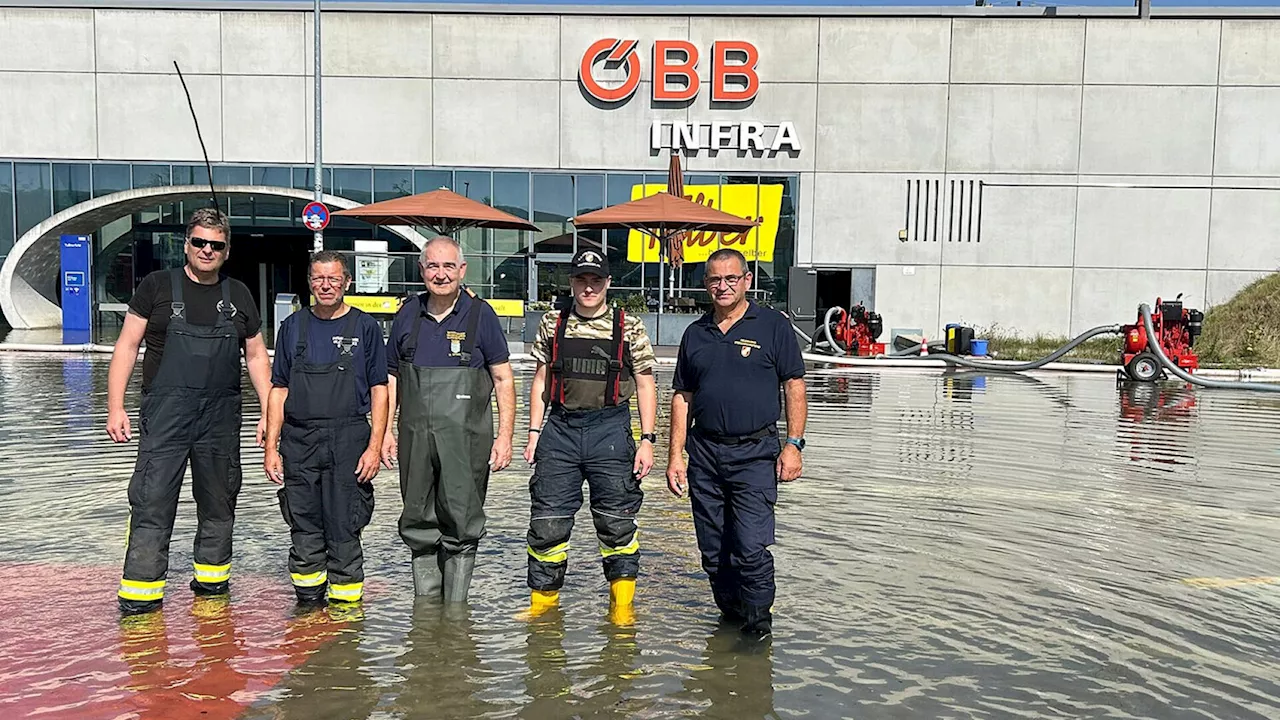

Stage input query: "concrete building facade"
[{"left": 2, "top": 1, "right": 1279, "bottom": 342}]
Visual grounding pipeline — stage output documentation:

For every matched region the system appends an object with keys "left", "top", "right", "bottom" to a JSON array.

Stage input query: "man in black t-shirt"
[{"left": 106, "top": 207, "right": 274, "bottom": 615}]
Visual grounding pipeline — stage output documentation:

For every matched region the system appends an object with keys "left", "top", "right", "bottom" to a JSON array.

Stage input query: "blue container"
[{"left": 970, "top": 338, "right": 989, "bottom": 356}]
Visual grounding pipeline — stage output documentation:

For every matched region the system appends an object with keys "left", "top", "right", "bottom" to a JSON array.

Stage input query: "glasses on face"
[
  {"left": 309, "top": 276, "right": 347, "bottom": 287},
  {"left": 189, "top": 237, "right": 227, "bottom": 252},
  {"left": 705, "top": 274, "right": 745, "bottom": 288}
]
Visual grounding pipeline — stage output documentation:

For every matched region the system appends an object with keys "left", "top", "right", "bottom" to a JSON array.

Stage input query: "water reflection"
[{"left": 3, "top": 354, "right": 1280, "bottom": 719}]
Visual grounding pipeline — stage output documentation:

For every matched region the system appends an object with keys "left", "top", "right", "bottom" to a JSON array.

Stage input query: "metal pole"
[{"left": 312, "top": 0, "right": 323, "bottom": 253}]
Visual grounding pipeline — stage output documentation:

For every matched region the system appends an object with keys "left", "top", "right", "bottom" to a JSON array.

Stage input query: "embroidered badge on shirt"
[
  {"left": 446, "top": 330, "right": 467, "bottom": 356},
  {"left": 734, "top": 338, "right": 761, "bottom": 358}
]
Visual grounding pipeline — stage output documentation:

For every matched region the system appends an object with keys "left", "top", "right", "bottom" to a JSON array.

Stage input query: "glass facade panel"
[
  {"left": 53, "top": 163, "right": 91, "bottom": 214},
  {"left": 332, "top": 168, "right": 372, "bottom": 205},
  {"left": 759, "top": 175, "right": 796, "bottom": 310},
  {"left": 251, "top": 166, "right": 293, "bottom": 223},
  {"left": 93, "top": 164, "right": 131, "bottom": 198},
  {"left": 491, "top": 171, "right": 529, "bottom": 299},
  {"left": 374, "top": 168, "right": 413, "bottom": 201},
  {"left": 132, "top": 164, "right": 171, "bottom": 189},
  {"left": 212, "top": 166, "right": 251, "bottom": 217},
  {"left": 414, "top": 169, "right": 451, "bottom": 194},
  {"left": 454, "top": 171, "right": 491, "bottom": 295},
  {"left": 0, "top": 163, "right": 13, "bottom": 259},
  {"left": 605, "top": 173, "right": 644, "bottom": 293},
  {"left": 15, "top": 162, "right": 52, "bottom": 238}
]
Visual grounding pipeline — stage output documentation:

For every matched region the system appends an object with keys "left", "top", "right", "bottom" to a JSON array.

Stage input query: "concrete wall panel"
[
  {"left": 558, "top": 81, "right": 684, "bottom": 170},
  {"left": 1080, "top": 86, "right": 1216, "bottom": 176},
  {"left": 941, "top": 178, "right": 1077, "bottom": 267},
  {"left": 874, "top": 264, "right": 941, "bottom": 341},
  {"left": 560, "top": 16, "right": 689, "bottom": 82},
  {"left": 1207, "top": 188, "right": 1280, "bottom": 271},
  {"left": 96, "top": 9, "right": 220, "bottom": 74},
  {"left": 1221, "top": 21, "right": 1280, "bottom": 85},
  {"left": 434, "top": 14, "right": 559, "bottom": 80},
  {"left": 98, "top": 73, "right": 222, "bottom": 161},
  {"left": 796, "top": 171, "right": 815, "bottom": 265},
  {"left": 223, "top": 76, "right": 306, "bottom": 163},
  {"left": 940, "top": 266, "right": 1073, "bottom": 337},
  {"left": 946, "top": 85, "right": 1081, "bottom": 174},
  {"left": 0, "top": 72, "right": 96, "bottom": 159},
  {"left": 815, "top": 84, "right": 948, "bottom": 172},
  {"left": 1071, "top": 269, "right": 1206, "bottom": 334},
  {"left": 305, "top": 12, "right": 430, "bottom": 78},
  {"left": 1214, "top": 88, "right": 1280, "bottom": 176},
  {"left": 221, "top": 12, "right": 304, "bottom": 76},
  {"left": 1084, "top": 19, "right": 1220, "bottom": 85},
  {"left": 950, "top": 19, "right": 1084, "bottom": 84},
  {"left": 434, "top": 80, "right": 558, "bottom": 168},
  {"left": 0, "top": 8, "right": 94, "bottom": 72},
  {"left": 688, "top": 17, "right": 818, "bottom": 83},
  {"left": 682, "top": 83, "right": 816, "bottom": 173},
  {"left": 818, "top": 18, "right": 950, "bottom": 84},
  {"left": 1207, "top": 270, "right": 1270, "bottom": 307},
  {"left": 1074, "top": 183, "right": 1211, "bottom": 270},
  {"left": 811, "top": 173, "right": 944, "bottom": 266},
  {"left": 306, "top": 77, "right": 431, "bottom": 165}
]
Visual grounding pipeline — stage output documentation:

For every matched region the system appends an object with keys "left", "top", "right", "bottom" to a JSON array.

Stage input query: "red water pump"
[
  {"left": 1120, "top": 295, "right": 1204, "bottom": 382},
  {"left": 828, "top": 303, "right": 886, "bottom": 357}
]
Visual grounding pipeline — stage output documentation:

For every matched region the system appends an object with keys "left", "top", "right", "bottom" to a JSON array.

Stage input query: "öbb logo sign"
[{"left": 579, "top": 39, "right": 760, "bottom": 104}]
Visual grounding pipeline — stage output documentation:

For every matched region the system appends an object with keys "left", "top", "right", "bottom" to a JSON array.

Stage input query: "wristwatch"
[
  {"left": 640, "top": 433, "right": 657, "bottom": 444},
  {"left": 785, "top": 437, "right": 805, "bottom": 451}
]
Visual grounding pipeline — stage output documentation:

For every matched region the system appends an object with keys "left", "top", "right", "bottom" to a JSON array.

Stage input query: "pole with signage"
[
  {"left": 313, "top": 0, "right": 323, "bottom": 253},
  {"left": 60, "top": 234, "right": 92, "bottom": 344}
]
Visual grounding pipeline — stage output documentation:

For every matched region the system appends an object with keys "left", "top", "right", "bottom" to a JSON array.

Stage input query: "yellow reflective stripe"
[
  {"left": 528, "top": 542, "right": 570, "bottom": 564},
  {"left": 119, "top": 578, "right": 166, "bottom": 601},
  {"left": 600, "top": 532, "right": 640, "bottom": 558},
  {"left": 193, "top": 562, "right": 231, "bottom": 583},
  {"left": 291, "top": 570, "right": 328, "bottom": 588},
  {"left": 328, "top": 582, "right": 363, "bottom": 601}
]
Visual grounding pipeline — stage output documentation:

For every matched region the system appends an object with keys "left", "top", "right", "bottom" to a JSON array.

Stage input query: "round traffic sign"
[{"left": 302, "top": 201, "right": 330, "bottom": 231}]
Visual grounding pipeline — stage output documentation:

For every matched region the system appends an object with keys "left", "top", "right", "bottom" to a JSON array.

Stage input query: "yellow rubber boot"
[
  {"left": 515, "top": 589, "right": 559, "bottom": 620},
  {"left": 608, "top": 578, "right": 636, "bottom": 626}
]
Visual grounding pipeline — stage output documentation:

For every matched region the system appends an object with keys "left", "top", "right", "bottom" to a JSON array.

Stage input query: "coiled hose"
[
  {"left": 881, "top": 324, "right": 1124, "bottom": 371},
  {"left": 1138, "top": 303, "right": 1280, "bottom": 392}
]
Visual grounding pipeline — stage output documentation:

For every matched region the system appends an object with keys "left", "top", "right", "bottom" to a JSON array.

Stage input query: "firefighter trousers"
[
  {"left": 119, "top": 392, "right": 243, "bottom": 611},
  {"left": 278, "top": 419, "right": 375, "bottom": 603},
  {"left": 527, "top": 404, "right": 643, "bottom": 591}
]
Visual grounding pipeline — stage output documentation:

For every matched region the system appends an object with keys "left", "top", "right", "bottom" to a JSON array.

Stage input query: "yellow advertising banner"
[
  {"left": 341, "top": 295, "right": 405, "bottom": 315},
  {"left": 626, "top": 183, "right": 783, "bottom": 264},
  {"left": 486, "top": 298, "right": 525, "bottom": 317}
]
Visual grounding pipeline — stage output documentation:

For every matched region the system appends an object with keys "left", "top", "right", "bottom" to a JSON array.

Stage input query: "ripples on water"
[{"left": 2, "top": 354, "right": 1280, "bottom": 718}]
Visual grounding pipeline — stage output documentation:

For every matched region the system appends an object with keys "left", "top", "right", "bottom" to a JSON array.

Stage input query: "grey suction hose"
[
  {"left": 883, "top": 324, "right": 1123, "bottom": 371},
  {"left": 1138, "top": 303, "right": 1280, "bottom": 392}
]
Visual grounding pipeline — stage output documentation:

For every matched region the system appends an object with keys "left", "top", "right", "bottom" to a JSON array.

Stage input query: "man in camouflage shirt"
[{"left": 519, "top": 248, "right": 657, "bottom": 624}]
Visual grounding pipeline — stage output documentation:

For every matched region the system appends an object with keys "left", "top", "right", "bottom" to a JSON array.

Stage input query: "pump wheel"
[{"left": 1126, "top": 352, "right": 1161, "bottom": 382}]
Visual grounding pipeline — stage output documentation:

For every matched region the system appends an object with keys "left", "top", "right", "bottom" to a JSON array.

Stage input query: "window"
[
  {"left": 491, "top": 171, "right": 529, "bottom": 299},
  {"left": 454, "top": 171, "right": 492, "bottom": 294},
  {"left": 14, "top": 163, "right": 52, "bottom": 238},
  {"left": 605, "top": 173, "right": 644, "bottom": 291},
  {"left": 0, "top": 163, "right": 13, "bottom": 258},
  {"left": 93, "top": 164, "right": 131, "bottom": 198},
  {"left": 213, "top": 166, "right": 251, "bottom": 217},
  {"left": 251, "top": 166, "right": 293, "bottom": 223},
  {"left": 374, "top": 168, "right": 413, "bottom": 202},
  {"left": 414, "top": 169, "right": 451, "bottom": 194},
  {"left": 53, "top": 164, "right": 91, "bottom": 214},
  {"left": 132, "top": 164, "right": 171, "bottom": 189}
]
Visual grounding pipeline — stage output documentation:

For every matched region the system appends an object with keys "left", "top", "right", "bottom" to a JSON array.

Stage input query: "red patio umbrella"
[{"left": 666, "top": 151, "right": 686, "bottom": 268}]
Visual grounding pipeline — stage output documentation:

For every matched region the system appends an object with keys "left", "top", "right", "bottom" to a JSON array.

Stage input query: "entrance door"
[{"left": 533, "top": 253, "right": 574, "bottom": 310}]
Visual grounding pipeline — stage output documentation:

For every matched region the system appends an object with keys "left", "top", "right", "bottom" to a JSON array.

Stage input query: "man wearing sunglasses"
[
  {"left": 666, "top": 248, "right": 807, "bottom": 644},
  {"left": 106, "top": 207, "right": 273, "bottom": 615},
  {"left": 263, "top": 251, "right": 388, "bottom": 607}
]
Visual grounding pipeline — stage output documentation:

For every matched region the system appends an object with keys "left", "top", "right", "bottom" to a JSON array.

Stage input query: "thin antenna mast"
[{"left": 173, "top": 60, "right": 219, "bottom": 212}]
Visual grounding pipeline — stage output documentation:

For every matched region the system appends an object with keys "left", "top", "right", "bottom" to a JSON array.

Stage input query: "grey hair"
[
  {"left": 419, "top": 235, "right": 465, "bottom": 265},
  {"left": 707, "top": 248, "right": 749, "bottom": 274}
]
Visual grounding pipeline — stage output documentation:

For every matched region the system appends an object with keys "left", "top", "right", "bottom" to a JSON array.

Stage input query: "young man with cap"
[
  {"left": 665, "top": 248, "right": 807, "bottom": 642},
  {"left": 520, "top": 247, "right": 658, "bottom": 623},
  {"left": 264, "top": 251, "right": 389, "bottom": 606}
]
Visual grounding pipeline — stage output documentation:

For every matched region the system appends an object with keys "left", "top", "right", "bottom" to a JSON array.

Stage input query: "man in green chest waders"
[{"left": 380, "top": 236, "right": 516, "bottom": 603}]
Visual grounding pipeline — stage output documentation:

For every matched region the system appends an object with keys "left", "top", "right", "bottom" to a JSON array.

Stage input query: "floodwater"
[{"left": 3, "top": 353, "right": 1280, "bottom": 719}]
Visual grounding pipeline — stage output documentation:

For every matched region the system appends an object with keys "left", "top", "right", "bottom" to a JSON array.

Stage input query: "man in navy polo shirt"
[
  {"left": 380, "top": 236, "right": 516, "bottom": 603},
  {"left": 666, "top": 248, "right": 807, "bottom": 642}
]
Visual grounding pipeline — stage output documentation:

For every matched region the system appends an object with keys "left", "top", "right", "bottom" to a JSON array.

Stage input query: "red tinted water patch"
[{"left": 0, "top": 563, "right": 359, "bottom": 720}]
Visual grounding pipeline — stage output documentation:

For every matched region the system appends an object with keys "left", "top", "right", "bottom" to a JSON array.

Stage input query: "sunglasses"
[{"left": 189, "top": 237, "right": 227, "bottom": 252}]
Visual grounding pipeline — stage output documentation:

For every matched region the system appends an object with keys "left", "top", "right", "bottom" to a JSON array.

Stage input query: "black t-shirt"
[{"left": 127, "top": 269, "right": 262, "bottom": 389}]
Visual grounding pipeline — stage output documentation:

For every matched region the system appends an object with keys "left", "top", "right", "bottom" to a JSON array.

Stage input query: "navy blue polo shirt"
[
  {"left": 672, "top": 300, "right": 805, "bottom": 437},
  {"left": 387, "top": 291, "right": 510, "bottom": 377},
  {"left": 271, "top": 307, "right": 389, "bottom": 414}
]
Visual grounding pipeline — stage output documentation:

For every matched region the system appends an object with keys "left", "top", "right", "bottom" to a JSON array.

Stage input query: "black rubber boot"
[
  {"left": 190, "top": 578, "right": 229, "bottom": 597},
  {"left": 442, "top": 551, "right": 477, "bottom": 603},
  {"left": 119, "top": 597, "right": 163, "bottom": 616},
  {"left": 413, "top": 552, "right": 444, "bottom": 599},
  {"left": 740, "top": 604, "right": 773, "bottom": 643}
]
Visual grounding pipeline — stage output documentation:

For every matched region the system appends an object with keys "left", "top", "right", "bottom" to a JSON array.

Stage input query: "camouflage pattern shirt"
[{"left": 532, "top": 308, "right": 656, "bottom": 409}]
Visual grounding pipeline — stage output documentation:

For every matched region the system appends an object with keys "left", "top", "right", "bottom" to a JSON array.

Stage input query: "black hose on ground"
[
  {"left": 880, "top": 324, "right": 1123, "bottom": 371},
  {"left": 1139, "top": 303, "right": 1280, "bottom": 392}
]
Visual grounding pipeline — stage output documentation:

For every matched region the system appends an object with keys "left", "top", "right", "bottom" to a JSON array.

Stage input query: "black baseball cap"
[{"left": 570, "top": 248, "right": 609, "bottom": 278}]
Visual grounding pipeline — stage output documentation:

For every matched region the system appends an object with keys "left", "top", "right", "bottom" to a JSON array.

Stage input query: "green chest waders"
[
  {"left": 395, "top": 296, "right": 494, "bottom": 602},
  {"left": 119, "top": 269, "right": 244, "bottom": 614}
]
